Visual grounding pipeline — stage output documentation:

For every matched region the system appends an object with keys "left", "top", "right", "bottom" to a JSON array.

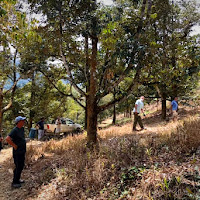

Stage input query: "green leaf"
[{"left": 150, "top": 13, "right": 157, "bottom": 19}]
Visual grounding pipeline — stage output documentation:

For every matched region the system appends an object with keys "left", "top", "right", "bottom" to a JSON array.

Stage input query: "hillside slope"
[{"left": 0, "top": 107, "right": 200, "bottom": 200}]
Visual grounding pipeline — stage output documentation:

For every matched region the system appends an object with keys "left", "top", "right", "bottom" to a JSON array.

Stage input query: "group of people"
[
  {"left": 0, "top": 97, "right": 179, "bottom": 189},
  {"left": 132, "top": 96, "right": 179, "bottom": 131},
  {"left": 0, "top": 115, "right": 62, "bottom": 188}
]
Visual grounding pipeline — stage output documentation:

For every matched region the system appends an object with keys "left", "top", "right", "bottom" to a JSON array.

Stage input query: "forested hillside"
[{"left": 0, "top": 0, "right": 200, "bottom": 199}]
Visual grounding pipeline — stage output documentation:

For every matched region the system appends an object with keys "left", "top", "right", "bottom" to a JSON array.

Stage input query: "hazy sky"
[{"left": 99, "top": 0, "right": 113, "bottom": 5}]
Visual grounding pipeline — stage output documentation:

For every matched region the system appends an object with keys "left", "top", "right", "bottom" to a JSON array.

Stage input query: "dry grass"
[
  {"left": 16, "top": 112, "right": 200, "bottom": 200},
  {"left": 2, "top": 108, "right": 200, "bottom": 200}
]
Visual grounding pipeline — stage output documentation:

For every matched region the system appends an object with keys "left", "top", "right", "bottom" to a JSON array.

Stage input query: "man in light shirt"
[{"left": 132, "top": 96, "right": 146, "bottom": 131}]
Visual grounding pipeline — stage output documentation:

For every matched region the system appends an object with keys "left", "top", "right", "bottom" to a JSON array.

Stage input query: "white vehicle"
[{"left": 44, "top": 118, "right": 82, "bottom": 134}]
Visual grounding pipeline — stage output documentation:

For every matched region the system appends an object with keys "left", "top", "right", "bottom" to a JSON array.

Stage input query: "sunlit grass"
[{"left": 22, "top": 114, "right": 200, "bottom": 200}]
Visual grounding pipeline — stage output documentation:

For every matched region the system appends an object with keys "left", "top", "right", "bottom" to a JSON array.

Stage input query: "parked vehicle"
[{"left": 44, "top": 118, "right": 82, "bottom": 134}]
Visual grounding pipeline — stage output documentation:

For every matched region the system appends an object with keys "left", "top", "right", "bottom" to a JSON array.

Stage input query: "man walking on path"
[
  {"left": 36, "top": 117, "right": 45, "bottom": 140},
  {"left": 133, "top": 96, "right": 146, "bottom": 131},
  {"left": 171, "top": 97, "right": 178, "bottom": 121},
  {"left": 6, "top": 116, "right": 26, "bottom": 188}
]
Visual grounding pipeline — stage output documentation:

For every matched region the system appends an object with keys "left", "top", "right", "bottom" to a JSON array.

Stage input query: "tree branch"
[
  {"left": 2, "top": 79, "right": 18, "bottom": 112},
  {"left": 58, "top": 6, "right": 86, "bottom": 98},
  {"left": 98, "top": 67, "right": 141, "bottom": 112},
  {"left": 70, "top": 93, "right": 86, "bottom": 109},
  {"left": 39, "top": 70, "right": 71, "bottom": 97}
]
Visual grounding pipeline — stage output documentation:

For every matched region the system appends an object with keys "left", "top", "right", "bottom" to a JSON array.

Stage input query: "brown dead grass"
[{"left": 0, "top": 107, "right": 200, "bottom": 200}]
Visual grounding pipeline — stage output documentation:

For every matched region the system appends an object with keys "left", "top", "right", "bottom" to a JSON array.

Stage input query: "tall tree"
[
  {"left": 27, "top": 0, "right": 153, "bottom": 146},
  {"left": 140, "top": 0, "right": 200, "bottom": 119},
  {"left": 0, "top": 0, "right": 27, "bottom": 132}
]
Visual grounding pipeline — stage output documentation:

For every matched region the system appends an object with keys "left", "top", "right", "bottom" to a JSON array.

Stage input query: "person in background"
[
  {"left": 36, "top": 117, "right": 45, "bottom": 140},
  {"left": 55, "top": 117, "right": 62, "bottom": 134},
  {"left": 132, "top": 96, "right": 146, "bottom": 131},
  {"left": 6, "top": 116, "right": 26, "bottom": 188},
  {"left": 171, "top": 97, "right": 179, "bottom": 121}
]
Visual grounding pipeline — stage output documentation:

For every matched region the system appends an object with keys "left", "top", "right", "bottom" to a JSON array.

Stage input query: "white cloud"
[
  {"left": 192, "top": 25, "right": 200, "bottom": 35},
  {"left": 98, "top": 0, "right": 113, "bottom": 5}
]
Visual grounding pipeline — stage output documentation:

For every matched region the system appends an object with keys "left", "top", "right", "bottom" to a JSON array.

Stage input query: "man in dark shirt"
[
  {"left": 6, "top": 116, "right": 26, "bottom": 188},
  {"left": 36, "top": 117, "right": 45, "bottom": 140}
]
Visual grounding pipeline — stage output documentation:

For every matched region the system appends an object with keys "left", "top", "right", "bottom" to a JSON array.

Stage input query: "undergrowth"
[{"left": 24, "top": 116, "right": 200, "bottom": 200}]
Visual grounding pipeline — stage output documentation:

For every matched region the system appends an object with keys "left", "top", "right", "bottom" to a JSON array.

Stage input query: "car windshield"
[
  {"left": 66, "top": 119, "right": 74, "bottom": 124},
  {"left": 61, "top": 119, "right": 66, "bottom": 124}
]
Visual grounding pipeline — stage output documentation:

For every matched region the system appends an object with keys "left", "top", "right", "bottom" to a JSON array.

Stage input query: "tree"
[
  {"left": 0, "top": 0, "right": 27, "bottom": 132},
  {"left": 27, "top": 0, "right": 153, "bottom": 147},
  {"left": 140, "top": 0, "right": 200, "bottom": 119}
]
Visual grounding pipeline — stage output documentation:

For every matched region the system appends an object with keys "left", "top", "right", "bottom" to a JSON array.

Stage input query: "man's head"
[
  {"left": 174, "top": 97, "right": 178, "bottom": 101},
  {"left": 41, "top": 117, "right": 45, "bottom": 121},
  {"left": 140, "top": 96, "right": 145, "bottom": 102},
  {"left": 15, "top": 116, "right": 26, "bottom": 128}
]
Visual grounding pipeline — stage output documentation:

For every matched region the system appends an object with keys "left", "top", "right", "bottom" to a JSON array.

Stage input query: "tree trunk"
[
  {"left": 87, "top": 19, "right": 98, "bottom": 146},
  {"left": 129, "top": 108, "right": 132, "bottom": 118},
  {"left": 85, "top": 95, "right": 88, "bottom": 130},
  {"left": 112, "top": 89, "right": 116, "bottom": 125},
  {"left": 87, "top": 101, "right": 98, "bottom": 146},
  {"left": 162, "top": 97, "right": 167, "bottom": 120},
  {"left": 155, "top": 85, "right": 167, "bottom": 120},
  {"left": 113, "top": 103, "right": 116, "bottom": 125},
  {"left": 29, "top": 71, "right": 36, "bottom": 130},
  {"left": 84, "top": 34, "right": 89, "bottom": 130}
]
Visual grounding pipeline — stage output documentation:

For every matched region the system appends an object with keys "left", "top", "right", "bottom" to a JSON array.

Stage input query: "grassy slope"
[{"left": 0, "top": 106, "right": 200, "bottom": 200}]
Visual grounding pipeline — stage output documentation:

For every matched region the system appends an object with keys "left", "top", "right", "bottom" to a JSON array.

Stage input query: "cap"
[{"left": 15, "top": 116, "right": 26, "bottom": 124}]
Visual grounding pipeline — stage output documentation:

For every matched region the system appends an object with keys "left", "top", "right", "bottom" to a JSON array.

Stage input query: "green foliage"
[{"left": 140, "top": 0, "right": 200, "bottom": 102}]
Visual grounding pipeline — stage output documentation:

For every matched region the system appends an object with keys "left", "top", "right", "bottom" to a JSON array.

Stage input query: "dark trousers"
[
  {"left": 133, "top": 113, "right": 144, "bottom": 130},
  {"left": 13, "top": 153, "right": 25, "bottom": 184}
]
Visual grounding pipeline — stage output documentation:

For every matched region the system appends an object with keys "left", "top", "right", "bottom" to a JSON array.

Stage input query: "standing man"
[
  {"left": 133, "top": 96, "right": 146, "bottom": 131},
  {"left": 55, "top": 117, "right": 62, "bottom": 134},
  {"left": 36, "top": 117, "right": 45, "bottom": 140},
  {"left": 171, "top": 97, "right": 178, "bottom": 121},
  {"left": 6, "top": 116, "right": 26, "bottom": 188}
]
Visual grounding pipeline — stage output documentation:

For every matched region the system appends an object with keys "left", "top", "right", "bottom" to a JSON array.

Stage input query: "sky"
[{"left": 99, "top": 0, "right": 113, "bottom": 5}]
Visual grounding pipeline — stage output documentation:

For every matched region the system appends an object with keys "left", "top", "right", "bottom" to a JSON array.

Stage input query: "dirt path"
[
  {"left": 0, "top": 147, "right": 15, "bottom": 200},
  {"left": 0, "top": 141, "right": 45, "bottom": 200}
]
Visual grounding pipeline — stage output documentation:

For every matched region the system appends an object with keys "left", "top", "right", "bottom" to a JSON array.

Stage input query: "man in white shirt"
[
  {"left": 133, "top": 96, "right": 145, "bottom": 131},
  {"left": 55, "top": 117, "right": 62, "bottom": 134}
]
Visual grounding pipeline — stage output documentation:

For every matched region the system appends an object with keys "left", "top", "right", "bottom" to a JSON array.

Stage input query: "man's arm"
[
  {"left": 6, "top": 136, "right": 17, "bottom": 150},
  {"left": 36, "top": 122, "right": 40, "bottom": 128},
  {"left": 134, "top": 104, "right": 138, "bottom": 113}
]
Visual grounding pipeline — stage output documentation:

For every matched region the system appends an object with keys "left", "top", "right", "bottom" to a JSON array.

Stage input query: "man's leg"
[
  {"left": 38, "top": 130, "right": 42, "bottom": 140},
  {"left": 133, "top": 113, "right": 138, "bottom": 131},
  {"left": 41, "top": 130, "right": 45, "bottom": 138},
  {"left": 138, "top": 116, "right": 144, "bottom": 129},
  {"left": 13, "top": 153, "right": 25, "bottom": 184},
  {"left": 172, "top": 110, "right": 178, "bottom": 121}
]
